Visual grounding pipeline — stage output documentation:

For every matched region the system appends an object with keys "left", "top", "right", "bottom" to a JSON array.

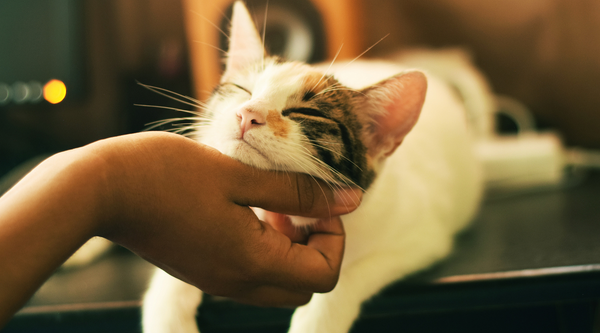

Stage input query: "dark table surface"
[{"left": 4, "top": 172, "right": 600, "bottom": 333}]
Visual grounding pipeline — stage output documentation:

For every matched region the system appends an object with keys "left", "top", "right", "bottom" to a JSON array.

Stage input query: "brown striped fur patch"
[{"left": 267, "top": 109, "right": 290, "bottom": 138}]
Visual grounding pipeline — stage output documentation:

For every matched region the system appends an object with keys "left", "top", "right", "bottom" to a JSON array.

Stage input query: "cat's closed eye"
[
  {"left": 225, "top": 82, "right": 252, "bottom": 95},
  {"left": 283, "top": 108, "right": 328, "bottom": 119}
]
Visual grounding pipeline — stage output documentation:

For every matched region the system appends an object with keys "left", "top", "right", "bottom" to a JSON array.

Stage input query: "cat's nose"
[{"left": 237, "top": 107, "right": 266, "bottom": 137}]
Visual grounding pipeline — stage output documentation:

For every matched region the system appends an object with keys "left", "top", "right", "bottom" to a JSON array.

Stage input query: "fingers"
[
  {"left": 231, "top": 285, "right": 313, "bottom": 308},
  {"left": 226, "top": 161, "right": 363, "bottom": 218},
  {"left": 256, "top": 216, "right": 345, "bottom": 294},
  {"left": 262, "top": 212, "right": 308, "bottom": 244}
]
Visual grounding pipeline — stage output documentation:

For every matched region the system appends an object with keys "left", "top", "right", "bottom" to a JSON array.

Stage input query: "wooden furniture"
[
  {"left": 5, "top": 173, "right": 600, "bottom": 333},
  {"left": 181, "top": 0, "right": 366, "bottom": 101}
]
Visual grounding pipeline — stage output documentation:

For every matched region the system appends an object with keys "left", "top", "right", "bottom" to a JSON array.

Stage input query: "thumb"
[{"left": 226, "top": 164, "right": 362, "bottom": 218}]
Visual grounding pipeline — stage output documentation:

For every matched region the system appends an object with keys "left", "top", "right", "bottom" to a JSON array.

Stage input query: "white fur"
[
  {"left": 142, "top": 61, "right": 482, "bottom": 333},
  {"left": 287, "top": 63, "right": 481, "bottom": 333},
  {"left": 199, "top": 60, "right": 344, "bottom": 184},
  {"left": 143, "top": 269, "right": 202, "bottom": 333},
  {"left": 142, "top": 3, "right": 482, "bottom": 332},
  {"left": 62, "top": 236, "right": 113, "bottom": 269}
]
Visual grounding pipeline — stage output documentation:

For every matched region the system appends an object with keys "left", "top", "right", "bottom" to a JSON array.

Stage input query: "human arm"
[{"left": 0, "top": 132, "right": 362, "bottom": 327}]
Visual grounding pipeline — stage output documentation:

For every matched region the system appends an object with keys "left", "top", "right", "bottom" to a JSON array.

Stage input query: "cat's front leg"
[
  {"left": 288, "top": 237, "right": 453, "bottom": 333},
  {"left": 142, "top": 268, "right": 203, "bottom": 333},
  {"left": 288, "top": 271, "right": 362, "bottom": 333}
]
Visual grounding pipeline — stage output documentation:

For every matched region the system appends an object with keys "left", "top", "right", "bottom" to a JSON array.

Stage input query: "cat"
[{"left": 142, "top": 2, "right": 483, "bottom": 333}]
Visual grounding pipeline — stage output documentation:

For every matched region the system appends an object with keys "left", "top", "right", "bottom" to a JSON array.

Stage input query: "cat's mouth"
[{"left": 232, "top": 138, "right": 271, "bottom": 166}]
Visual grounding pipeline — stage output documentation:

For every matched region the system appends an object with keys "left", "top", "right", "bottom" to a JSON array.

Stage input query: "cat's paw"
[
  {"left": 288, "top": 292, "right": 360, "bottom": 333},
  {"left": 142, "top": 296, "right": 201, "bottom": 333},
  {"left": 142, "top": 269, "right": 203, "bottom": 333},
  {"left": 142, "top": 314, "right": 200, "bottom": 333}
]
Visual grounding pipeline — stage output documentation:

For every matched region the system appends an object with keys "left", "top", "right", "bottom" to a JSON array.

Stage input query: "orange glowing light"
[{"left": 43, "top": 79, "right": 67, "bottom": 104}]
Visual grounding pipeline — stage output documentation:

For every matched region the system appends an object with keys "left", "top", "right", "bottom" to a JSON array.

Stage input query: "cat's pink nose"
[{"left": 237, "top": 107, "right": 266, "bottom": 138}]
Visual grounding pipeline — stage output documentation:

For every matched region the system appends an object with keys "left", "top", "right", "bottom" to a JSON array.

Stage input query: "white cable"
[
  {"left": 565, "top": 148, "right": 600, "bottom": 169},
  {"left": 495, "top": 95, "right": 537, "bottom": 134}
]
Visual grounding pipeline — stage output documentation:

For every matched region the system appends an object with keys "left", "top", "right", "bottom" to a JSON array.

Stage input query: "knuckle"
[
  {"left": 294, "top": 293, "right": 313, "bottom": 306},
  {"left": 315, "top": 272, "right": 340, "bottom": 293},
  {"left": 320, "top": 279, "right": 338, "bottom": 293}
]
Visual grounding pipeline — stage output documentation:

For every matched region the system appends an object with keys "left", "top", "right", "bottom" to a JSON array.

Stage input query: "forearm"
[
  {"left": 0, "top": 148, "right": 107, "bottom": 327},
  {"left": 0, "top": 132, "right": 358, "bottom": 327}
]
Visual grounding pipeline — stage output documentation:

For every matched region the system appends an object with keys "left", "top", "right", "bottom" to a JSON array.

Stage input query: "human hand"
[
  {"left": 0, "top": 131, "right": 362, "bottom": 326},
  {"left": 88, "top": 132, "right": 361, "bottom": 306}
]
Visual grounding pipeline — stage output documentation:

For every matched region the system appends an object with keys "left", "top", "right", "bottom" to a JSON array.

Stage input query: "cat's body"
[{"left": 143, "top": 2, "right": 482, "bottom": 333}]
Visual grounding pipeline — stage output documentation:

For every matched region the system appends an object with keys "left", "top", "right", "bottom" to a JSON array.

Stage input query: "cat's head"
[{"left": 197, "top": 1, "right": 427, "bottom": 190}]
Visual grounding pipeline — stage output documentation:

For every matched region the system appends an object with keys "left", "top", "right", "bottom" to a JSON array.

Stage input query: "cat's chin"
[{"left": 228, "top": 139, "right": 273, "bottom": 170}]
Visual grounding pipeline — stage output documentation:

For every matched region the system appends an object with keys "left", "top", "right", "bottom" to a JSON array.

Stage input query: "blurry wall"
[
  {"left": 363, "top": 0, "right": 600, "bottom": 149},
  {"left": 0, "top": 0, "right": 191, "bottom": 176},
  {"left": 3, "top": 0, "right": 599, "bottom": 180}
]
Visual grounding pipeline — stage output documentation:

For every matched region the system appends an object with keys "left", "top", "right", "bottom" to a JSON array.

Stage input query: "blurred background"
[
  {"left": 2, "top": 0, "right": 600, "bottom": 185},
  {"left": 2, "top": 1, "right": 600, "bottom": 332},
  {"left": 0, "top": 0, "right": 192, "bottom": 181}
]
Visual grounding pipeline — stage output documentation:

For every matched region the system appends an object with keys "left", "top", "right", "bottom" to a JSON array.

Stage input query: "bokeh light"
[{"left": 43, "top": 79, "right": 67, "bottom": 104}]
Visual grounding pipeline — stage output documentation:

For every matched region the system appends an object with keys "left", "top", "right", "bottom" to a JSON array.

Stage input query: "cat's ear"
[
  {"left": 223, "top": 1, "right": 265, "bottom": 79},
  {"left": 360, "top": 71, "right": 427, "bottom": 159}
]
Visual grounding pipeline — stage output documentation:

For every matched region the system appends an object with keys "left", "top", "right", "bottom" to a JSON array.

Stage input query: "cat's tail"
[{"left": 390, "top": 48, "right": 496, "bottom": 139}]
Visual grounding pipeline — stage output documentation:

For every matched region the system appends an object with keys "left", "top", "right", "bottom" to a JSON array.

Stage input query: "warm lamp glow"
[{"left": 43, "top": 79, "right": 67, "bottom": 104}]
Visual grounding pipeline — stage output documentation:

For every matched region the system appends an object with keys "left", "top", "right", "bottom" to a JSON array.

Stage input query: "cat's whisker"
[
  {"left": 296, "top": 138, "right": 364, "bottom": 172},
  {"left": 314, "top": 88, "right": 355, "bottom": 98},
  {"left": 137, "top": 81, "right": 207, "bottom": 106},
  {"left": 292, "top": 144, "right": 339, "bottom": 178},
  {"left": 143, "top": 115, "right": 212, "bottom": 132},
  {"left": 322, "top": 86, "right": 353, "bottom": 93},
  {"left": 315, "top": 82, "right": 341, "bottom": 95},
  {"left": 144, "top": 120, "right": 192, "bottom": 132},
  {"left": 183, "top": 130, "right": 202, "bottom": 140},
  {"left": 315, "top": 84, "right": 353, "bottom": 94},
  {"left": 342, "top": 33, "right": 390, "bottom": 70},
  {"left": 171, "top": 126, "right": 198, "bottom": 135},
  {"left": 137, "top": 82, "right": 207, "bottom": 109},
  {"left": 291, "top": 142, "right": 363, "bottom": 196},
  {"left": 161, "top": 124, "right": 194, "bottom": 133},
  {"left": 315, "top": 81, "right": 343, "bottom": 95},
  {"left": 278, "top": 146, "right": 336, "bottom": 186},
  {"left": 278, "top": 151, "right": 335, "bottom": 216},
  {"left": 302, "top": 156, "right": 363, "bottom": 201},
  {"left": 145, "top": 116, "right": 205, "bottom": 125},
  {"left": 193, "top": 40, "right": 228, "bottom": 54},
  {"left": 213, "top": 2, "right": 231, "bottom": 25},
  {"left": 298, "top": 139, "right": 364, "bottom": 205},
  {"left": 312, "top": 43, "right": 344, "bottom": 92},
  {"left": 190, "top": 10, "right": 230, "bottom": 41},
  {"left": 135, "top": 104, "right": 204, "bottom": 117},
  {"left": 144, "top": 119, "right": 185, "bottom": 131},
  {"left": 314, "top": 170, "right": 362, "bottom": 209},
  {"left": 306, "top": 137, "right": 342, "bottom": 145},
  {"left": 190, "top": 123, "right": 214, "bottom": 128},
  {"left": 261, "top": 0, "right": 269, "bottom": 71},
  {"left": 313, "top": 83, "right": 357, "bottom": 98}
]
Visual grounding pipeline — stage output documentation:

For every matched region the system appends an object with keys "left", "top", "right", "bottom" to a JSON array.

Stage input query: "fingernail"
[{"left": 333, "top": 188, "right": 363, "bottom": 209}]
